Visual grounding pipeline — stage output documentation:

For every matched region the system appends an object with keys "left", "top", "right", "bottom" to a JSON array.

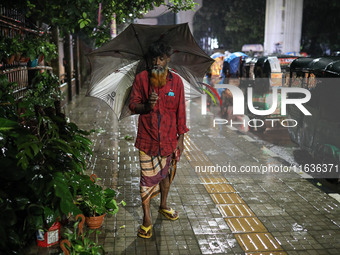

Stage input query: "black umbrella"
[{"left": 87, "top": 23, "right": 214, "bottom": 119}]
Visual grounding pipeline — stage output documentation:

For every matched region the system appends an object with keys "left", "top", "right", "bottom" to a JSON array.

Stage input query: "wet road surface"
[{"left": 28, "top": 91, "right": 340, "bottom": 254}]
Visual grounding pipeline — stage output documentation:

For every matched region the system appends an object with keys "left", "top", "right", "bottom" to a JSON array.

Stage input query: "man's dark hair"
[{"left": 147, "top": 40, "right": 172, "bottom": 59}]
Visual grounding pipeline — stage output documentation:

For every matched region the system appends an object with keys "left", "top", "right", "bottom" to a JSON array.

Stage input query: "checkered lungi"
[{"left": 139, "top": 150, "right": 177, "bottom": 205}]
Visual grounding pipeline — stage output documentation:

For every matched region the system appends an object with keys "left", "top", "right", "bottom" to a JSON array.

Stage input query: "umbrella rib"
[
  {"left": 173, "top": 49, "right": 213, "bottom": 62},
  {"left": 91, "top": 49, "right": 143, "bottom": 58},
  {"left": 131, "top": 25, "right": 147, "bottom": 61}
]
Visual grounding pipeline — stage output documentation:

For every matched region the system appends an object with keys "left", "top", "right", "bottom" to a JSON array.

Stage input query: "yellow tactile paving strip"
[
  {"left": 235, "top": 233, "right": 283, "bottom": 252},
  {"left": 226, "top": 218, "right": 267, "bottom": 233},
  {"left": 204, "top": 183, "right": 236, "bottom": 193},
  {"left": 245, "top": 252, "right": 287, "bottom": 255},
  {"left": 183, "top": 135, "right": 287, "bottom": 254},
  {"left": 217, "top": 204, "right": 255, "bottom": 218},
  {"left": 199, "top": 176, "right": 228, "bottom": 184},
  {"left": 210, "top": 193, "right": 245, "bottom": 204}
]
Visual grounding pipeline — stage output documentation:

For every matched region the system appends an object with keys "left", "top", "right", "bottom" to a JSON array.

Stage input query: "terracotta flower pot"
[
  {"left": 38, "top": 54, "right": 44, "bottom": 65},
  {"left": 20, "top": 56, "right": 29, "bottom": 63},
  {"left": 6, "top": 55, "right": 15, "bottom": 65},
  {"left": 85, "top": 213, "right": 106, "bottom": 229}
]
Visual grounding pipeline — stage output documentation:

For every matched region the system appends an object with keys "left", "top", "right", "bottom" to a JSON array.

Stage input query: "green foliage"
[
  {"left": 11, "top": 0, "right": 196, "bottom": 47},
  {"left": 12, "top": 35, "right": 25, "bottom": 54},
  {"left": 301, "top": 0, "right": 340, "bottom": 55},
  {"left": 76, "top": 176, "right": 124, "bottom": 217},
  {"left": 0, "top": 76, "right": 18, "bottom": 120},
  {"left": 62, "top": 217, "right": 104, "bottom": 255},
  {"left": 22, "top": 35, "right": 58, "bottom": 62},
  {"left": 91, "top": 24, "right": 112, "bottom": 47},
  {"left": 193, "top": 0, "right": 266, "bottom": 52},
  {"left": 23, "top": 35, "right": 42, "bottom": 60},
  {"left": 224, "top": 1, "right": 265, "bottom": 50},
  {"left": 78, "top": 12, "right": 91, "bottom": 29},
  {"left": 19, "top": 71, "right": 61, "bottom": 119},
  {"left": 40, "top": 39, "right": 58, "bottom": 64},
  {"left": 0, "top": 36, "right": 23, "bottom": 58},
  {"left": 0, "top": 72, "right": 94, "bottom": 253},
  {"left": 166, "top": 0, "right": 198, "bottom": 12}
]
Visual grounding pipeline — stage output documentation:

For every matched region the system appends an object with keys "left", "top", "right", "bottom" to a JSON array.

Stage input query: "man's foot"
[
  {"left": 137, "top": 224, "right": 152, "bottom": 239},
  {"left": 158, "top": 208, "right": 179, "bottom": 220}
]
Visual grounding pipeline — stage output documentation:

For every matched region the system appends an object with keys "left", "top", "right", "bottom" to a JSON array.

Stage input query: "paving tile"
[
  {"left": 245, "top": 252, "right": 287, "bottom": 255},
  {"left": 61, "top": 90, "right": 340, "bottom": 255},
  {"left": 200, "top": 176, "right": 228, "bottom": 184},
  {"left": 238, "top": 192, "right": 277, "bottom": 204},
  {"left": 235, "top": 233, "right": 283, "bottom": 252},
  {"left": 232, "top": 183, "right": 266, "bottom": 193},
  {"left": 258, "top": 215, "right": 303, "bottom": 232},
  {"left": 246, "top": 203, "right": 288, "bottom": 217},
  {"left": 308, "top": 230, "right": 340, "bottom": 249},
  {"left": 226, "top": 217, "right": 268, "bottom": 233},
  {"left": 271, "top": 231, "right": 324, "bottom": 251},
  {"left": 196, "top": 234, "right": 240, "bottom": 254},
  {"left": 204, "top": 183, "right": 236, "bottom": 193},
  {"left": 210, "top": 193, "right": 245, "bottom": 204},
  {"left": 217, "top": 204, "right": 255, "bottom": 218}
]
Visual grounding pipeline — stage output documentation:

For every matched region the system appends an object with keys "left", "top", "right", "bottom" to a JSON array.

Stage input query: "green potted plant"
[
  {"left": 76, "top": 175, "right": 125, "bottom": 229},
  {"left": 1, "top": 37, "right": 17, "bottom": 64},
  {"left": 12, "top": 35, "right": 25, "bottom": 62},
  {"left": 24, "top": 35, "right": 41, "bottom": 67},
  {"left": 39, "top": 39, "right": 58, "bottom": 65},
  {"left": 0, "top": 73, "right": 94, "bottom": 253},
  {"left": 60, "top": 214, "right": 105, "bottom": 255}
]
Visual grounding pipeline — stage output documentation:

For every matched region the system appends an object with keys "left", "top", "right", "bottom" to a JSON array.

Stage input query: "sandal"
[
  {"left": 159, "top": 208, "right": 179, "bottom": 221},
  {"left": 137, "top": 224, "right": 152, "bottom": 239}
]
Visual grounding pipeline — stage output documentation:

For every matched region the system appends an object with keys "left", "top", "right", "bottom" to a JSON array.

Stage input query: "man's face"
[
  {"left": 152, "top": 54, "right": 170, "bottom": 71},
  {"left": 150, "top": 54, "right": 170, "bottom": 87}
]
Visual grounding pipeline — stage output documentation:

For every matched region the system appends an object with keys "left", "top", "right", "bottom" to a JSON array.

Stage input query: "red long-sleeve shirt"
[{"left": 129, "top": 70, "right": 189, "bottom": 156}]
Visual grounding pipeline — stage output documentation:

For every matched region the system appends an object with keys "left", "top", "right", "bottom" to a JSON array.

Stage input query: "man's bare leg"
[
  {"left": 159, "top": 176, "right": 170, "bottom": 209},
  {"left": 159, "top": 177, "right": 178, "bottom": 218},
  {"left": 139, "top": 197, "right": 152, "bottom": 236}
]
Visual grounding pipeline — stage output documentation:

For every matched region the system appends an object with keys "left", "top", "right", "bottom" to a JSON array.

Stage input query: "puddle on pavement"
[{"left": 292, "top": 223, "right": 307, "bottom": 232}]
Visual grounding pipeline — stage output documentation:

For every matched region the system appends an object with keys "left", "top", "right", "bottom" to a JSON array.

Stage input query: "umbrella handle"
[{"left": 148, "top": 72, "right": 154, "bottom": 94}]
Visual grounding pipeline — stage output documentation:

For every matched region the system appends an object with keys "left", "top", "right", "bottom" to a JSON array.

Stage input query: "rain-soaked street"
[
  {"left": 35, "top": 89, "right": 340, "bottom": 255},
  {"left": 242, "top": 120, "right": 340, "bottom": 196},
  {"left": 208, "top": 101, "right": 340, "bottom": 196}
]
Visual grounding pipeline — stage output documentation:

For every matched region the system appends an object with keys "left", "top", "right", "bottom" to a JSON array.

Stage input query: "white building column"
[{"left": 264, "top": 0, "right": 303, "bottom": 55}]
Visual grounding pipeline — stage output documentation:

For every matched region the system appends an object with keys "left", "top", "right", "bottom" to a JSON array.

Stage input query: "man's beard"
[{"left": 150, "top": 65, "right": 168, "bottom": 88}]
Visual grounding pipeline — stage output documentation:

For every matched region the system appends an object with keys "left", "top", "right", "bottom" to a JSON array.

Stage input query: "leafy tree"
[
  {"left": 193, "top": 0, "right": 229, "bottom": 51},
  {"left": 193, "top": 0, "right": 265, "bottom": 52},
  {"left": 223, "top": 1, "right": 265, "bottom": 51},
  {"left": 301, "top": 0, "right": 340, "bottom": 56},
  {"left": 8, "top": 0, "right": 196, "bottom": 46}
]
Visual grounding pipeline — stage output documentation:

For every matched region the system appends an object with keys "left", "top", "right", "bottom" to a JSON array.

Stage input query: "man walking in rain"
[{"left": 129, "top": 40, "right": 189, "bottom": 238}]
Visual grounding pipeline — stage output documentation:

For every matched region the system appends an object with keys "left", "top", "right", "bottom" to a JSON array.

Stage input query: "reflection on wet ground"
[
  {"left": 28, "top": 91, "right": 340, "bottom": 254},
  {"left": 208, "top": 103, "right": 340, "bottom": 193}
]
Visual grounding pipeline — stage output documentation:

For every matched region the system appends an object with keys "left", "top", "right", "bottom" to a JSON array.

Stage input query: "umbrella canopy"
[
  {"left": 224, "top": 52, "right": 248, "bottom": 63},
  {"left": 87, "top": 23, "right": 213, "bottom": 119},
  {"left": 88, "top": 60, "right": 201, "bottom": 119},
  {"left": 223, "top": 52, "right": 248, "bottom": 75},
  {"left": 210, "top": 52, "right": 225, "bottom": 59}
]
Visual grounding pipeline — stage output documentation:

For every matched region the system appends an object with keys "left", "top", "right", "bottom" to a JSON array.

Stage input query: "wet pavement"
[{"left": 52, "top": 89, "right": 340, "bottom": 254}]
